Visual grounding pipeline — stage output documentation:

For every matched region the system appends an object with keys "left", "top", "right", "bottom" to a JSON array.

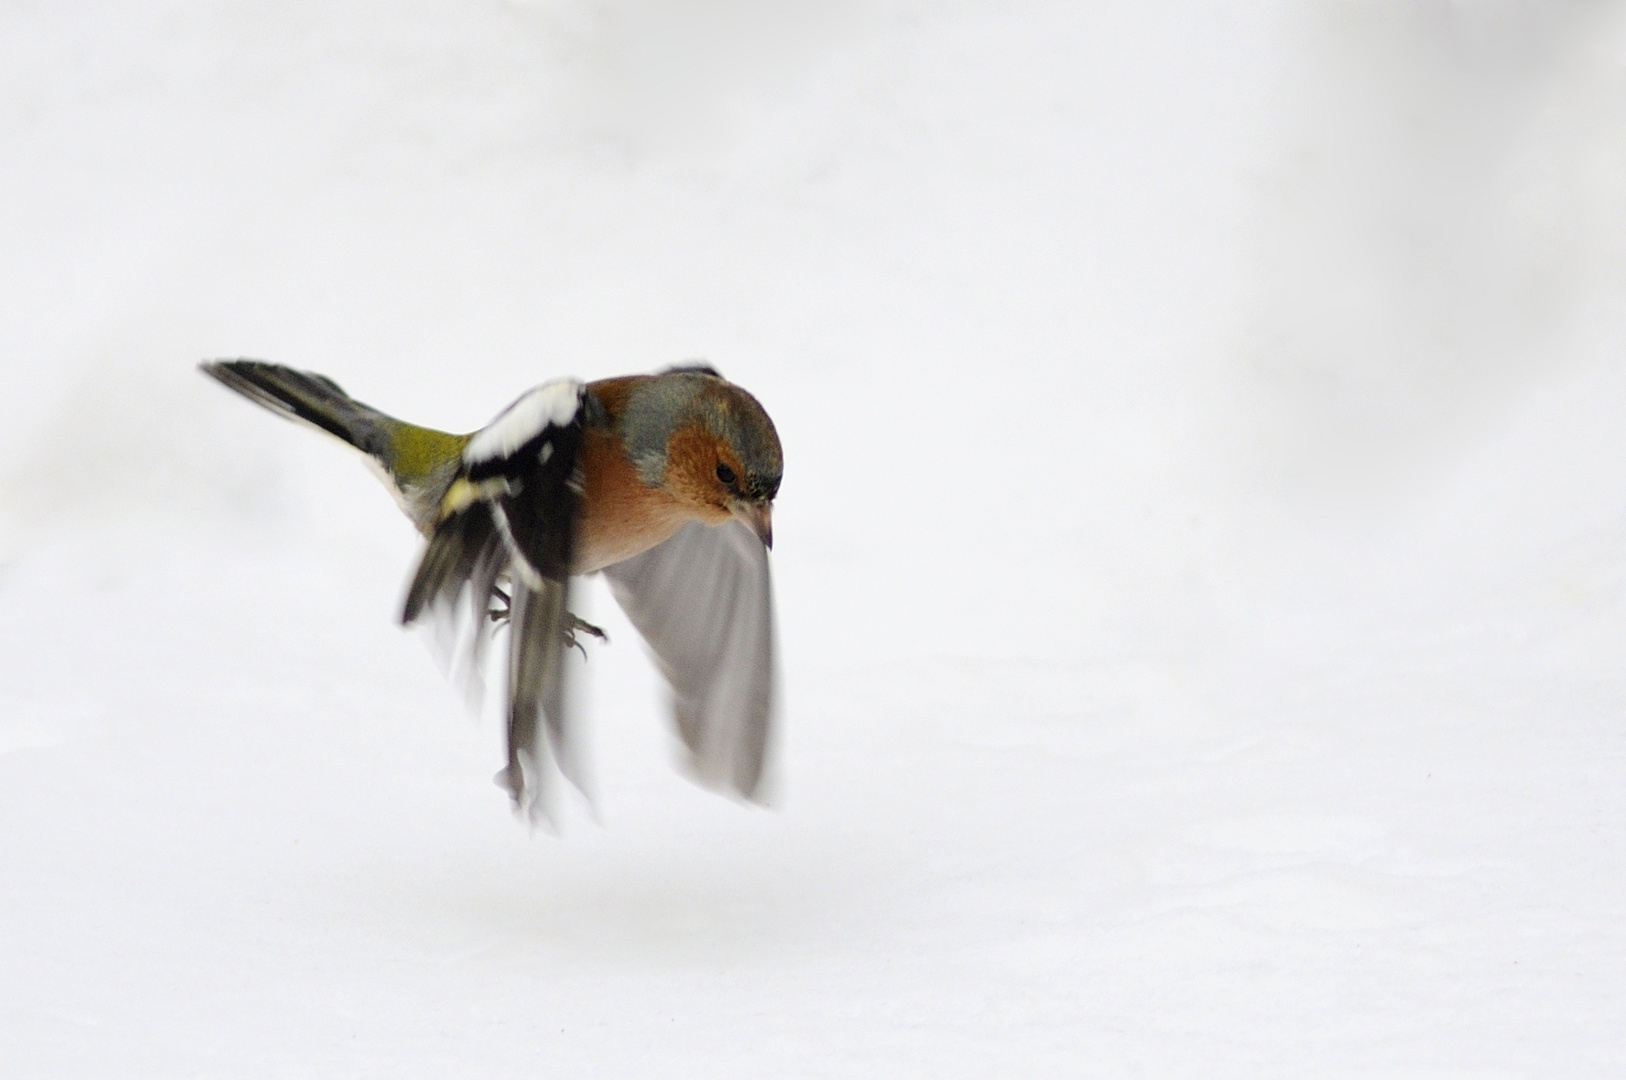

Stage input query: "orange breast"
[{"left": 573, "top": 415, "right": 689, "bottom": 574}]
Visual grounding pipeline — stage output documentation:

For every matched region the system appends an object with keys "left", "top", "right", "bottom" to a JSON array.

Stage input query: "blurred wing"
[
  {"left": 401, "top": 380, "right": 587, "bottom": 822},
  {"left": 497, "top": 576, "right": 575, "bottom": 824},
  {"left": 602, "top": 520, "right": 777, "bottom": 800}
]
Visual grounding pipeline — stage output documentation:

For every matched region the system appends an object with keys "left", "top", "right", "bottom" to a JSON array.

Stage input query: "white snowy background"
[{"left": 4, "top": 1, "right": 1626, "bottom": 1075}]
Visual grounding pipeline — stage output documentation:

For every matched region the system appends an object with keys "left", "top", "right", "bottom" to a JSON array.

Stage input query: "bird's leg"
[
  {"left": 488, "top": 585, "right": 604, "bottom": 656},
  {"left": 563, "top": 613, "right": 607, "bottom": 658},
  {"left": 487, "top": 585, "right": 512, "bottom": 623}
]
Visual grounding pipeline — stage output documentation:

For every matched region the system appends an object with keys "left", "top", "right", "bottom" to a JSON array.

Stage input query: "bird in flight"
[{"left": 201, "top": 359, "right": 782, "bottom": 824}]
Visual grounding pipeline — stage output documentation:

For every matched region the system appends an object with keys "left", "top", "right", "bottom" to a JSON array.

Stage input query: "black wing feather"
[
  {"left": 496, "top": 577, "right": 575, "bottom": 823},
  {"left": 401, "top": 383, "right": 587, "bottom": 822}
]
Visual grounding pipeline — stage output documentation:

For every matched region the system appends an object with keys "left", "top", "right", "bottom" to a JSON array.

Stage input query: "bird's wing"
[
  {"left": 498, "top": 575, "right": 575, "bottom": 823},
  {"left": 401, "top": 380, "right": 587, "bottom": 823},
  {"left": 602, "top": 519, "right": 777, "bottom": 800}
]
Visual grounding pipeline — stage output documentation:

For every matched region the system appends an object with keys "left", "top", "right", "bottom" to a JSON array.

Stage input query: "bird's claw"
[
  {"left": 564, "top": 614, "right": 607, "bottom": 659},
  {"left": 487, "top": 588, "right": 603, "bottom": 656},
  {"left": 487, "top": 586, "right": 512, "bottom": 623}
]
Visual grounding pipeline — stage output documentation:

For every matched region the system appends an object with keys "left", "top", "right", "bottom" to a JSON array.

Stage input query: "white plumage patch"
[
  {"left": 490, "top": 504, "right": 546, "bottom": 590},
  {"left": 465, "top": 379, "right": 582, "bottom": 464}
]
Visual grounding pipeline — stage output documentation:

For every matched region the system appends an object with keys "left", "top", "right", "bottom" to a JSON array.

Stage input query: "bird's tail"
[
  {"left": 201, "top": 360, "right": 400, "bottom": 459},
  {"left": 200, "top": 359, "right": 468, "bottom": 532}
]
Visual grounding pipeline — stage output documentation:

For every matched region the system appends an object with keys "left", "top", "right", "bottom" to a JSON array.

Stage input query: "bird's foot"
[
  {"left": 487, "top": 586, "right": 512, "bottom": 623},
  {"left": 564, "top": 614, "right": 607, "bottom": 659},
  {"left": 486, "top": 589, "right": 604, "bottom": 656}
]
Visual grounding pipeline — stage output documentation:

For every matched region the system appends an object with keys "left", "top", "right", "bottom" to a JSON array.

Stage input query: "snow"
[{"left": 4, "top": 1, "right": 1626, "bottom": 1075}]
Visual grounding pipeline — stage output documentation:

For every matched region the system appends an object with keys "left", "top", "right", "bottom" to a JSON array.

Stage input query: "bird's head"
[{"left": 621, "top": 368, "right": 782, "bottom": 548}]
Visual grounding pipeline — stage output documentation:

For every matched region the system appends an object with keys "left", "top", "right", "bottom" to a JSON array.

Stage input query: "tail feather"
[
  {"left": 201, "top": 359, "right": 468, "bottom": 532},
  {"left": 200, "top": 359, "right": 396, "bottom": 461}
]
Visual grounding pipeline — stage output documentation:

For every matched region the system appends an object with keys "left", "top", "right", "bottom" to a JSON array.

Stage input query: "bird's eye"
[{"left": 715, "top": 463, "right": 736, "bottom": 485}]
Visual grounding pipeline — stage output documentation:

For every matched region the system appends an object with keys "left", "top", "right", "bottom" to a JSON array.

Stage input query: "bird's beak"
[{"left": 731, "top": 500, "right": 773, "bottom": 550}]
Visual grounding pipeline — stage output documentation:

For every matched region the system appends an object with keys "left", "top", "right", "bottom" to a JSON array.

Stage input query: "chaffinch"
[{"left": 200, "top": 359, "right": 782, "bottom": 823}]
